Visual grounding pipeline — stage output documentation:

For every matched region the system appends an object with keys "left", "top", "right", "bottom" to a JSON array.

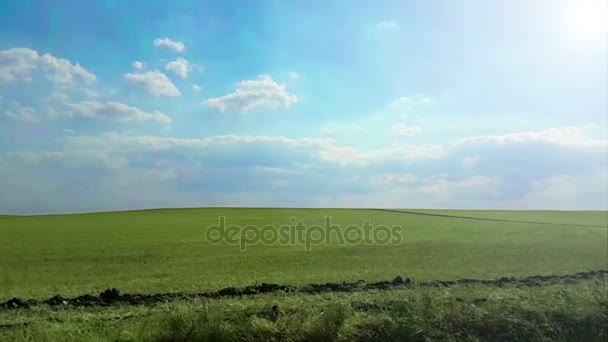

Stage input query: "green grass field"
[
  {"left": 2, "top": 282, "right": 607, "bottom": 342},
  {"left": 0, "top": 208, "right": 607, "bottom": 341}
]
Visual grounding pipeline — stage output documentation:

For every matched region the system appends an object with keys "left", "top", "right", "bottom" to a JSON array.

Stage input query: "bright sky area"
[{"left": 0, "top": 0, "right": 607, "bottom": 214}]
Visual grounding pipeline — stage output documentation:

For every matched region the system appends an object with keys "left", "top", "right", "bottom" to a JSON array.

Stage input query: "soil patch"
[{"left": 2, "top": 269, "right": 605, "bottom": 310}]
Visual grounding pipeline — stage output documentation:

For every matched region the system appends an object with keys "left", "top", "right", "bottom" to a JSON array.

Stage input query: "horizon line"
[{"left": 2, "top": 206, "right": 607, "bottom": 217}]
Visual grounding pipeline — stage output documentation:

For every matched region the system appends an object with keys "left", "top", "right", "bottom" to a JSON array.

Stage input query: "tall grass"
[{"left": 3, "top": 282, "right": 605, "bottom": 342}]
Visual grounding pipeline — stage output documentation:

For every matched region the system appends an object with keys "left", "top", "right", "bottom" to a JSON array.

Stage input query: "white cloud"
[
  {"left": 388, "top": 94, "right": 434, "bottom": 114},
  {"left": 390, "top": 123, "right": 423, "bottom": 137},
  {"left": 124, "top": 70, "right": 181, "bottom": 97},
  {"left": 376, "top": 20, "right": 400, "bottom": 31},
  {"left": 132, "top": 61, "right": 145, "bottom": 71},
  {"left": 205, "top": 74, "right": 299, "bottom": 113},
  {"left": 66, "top": 100, "right": 172, "bottom": 124},
  {"left": 253, "top": 166, "right": 308, "bottom": 177},
  {"left": 0, "top": 150, "right": 127, "bottom": 170},
  {"left": 516, "top": 169, "right": 608, "bottom": 210},
  {"left": 66, "top": 133, "right": 329, "bottom": 151},
  {"left": 367, "top": 173, "right": 504, "bottom": 204},
  {"left": 153, "top": 37, "right": 186, "bottom": 53},
  {"left": 4, "top": 125, "right": 606, "bottom": 213},
  {"left": 46, "top": 89, "right": 96, "bottom": 107},
  {"left": 318, "top": 144, "right": 446, "bottom": 166},
  {"left": 0, "top": 47, "right": 96, "bottom": 85},
  {"left": 462, "top": 156, "right": 481, "bottom": 169},
  {"left": 368, "top": 173, "right": 418, "bottom": 188},
  {"left": 84, "top": 88, "right": 99, "bottom": 99},
  {"left": 254, "top": 166, "right": 290, "bottom": 175},
  {"left": 192, "top": 84, "right": 203, "bottom": 92},
  {"left": 288, "top": 71, "right": 299, "bottom": 80},
  {"left": 5, "top": 103, "right": 40, "bottom": 124},
  {"left": 415, "top": 175, "right": 505, "bottom": 204},
  {"left": 312, "top": 174, "right": 506, "bottom": 209},
  {"left": 38, "top": 54, "right": 96, "bottom": 85},
  {"left": 47, "top": 92, "right": 70, "bottom": 104},
  {"left": 0, "top": 48, "right": 37, "bottom": 82},
  {"left": 64, "top": 132, "right": 444, "bottom": 167},
  {"left": 165, "top": 57, "right": 192, "bottom": 78},
  {"left": 454, "top": 126, "right": 608, "bottom": 150}
]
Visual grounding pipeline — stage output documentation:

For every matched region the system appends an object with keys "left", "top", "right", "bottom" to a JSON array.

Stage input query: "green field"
[{"left": 0, "top": 208, "right": 607, "bottom": 341}]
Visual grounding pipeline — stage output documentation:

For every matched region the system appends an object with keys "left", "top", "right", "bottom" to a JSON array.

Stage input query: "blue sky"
[{"left": 0, "top": 0, "right": 607, "bottom": 214}]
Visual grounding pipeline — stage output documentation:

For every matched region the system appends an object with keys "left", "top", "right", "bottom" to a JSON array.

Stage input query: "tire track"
[
  {"left": 371, "top": 209, "right": 608, "bottom": 228},
  {"left": 2, "top": 269, "right": 606, "bottom": 310}
]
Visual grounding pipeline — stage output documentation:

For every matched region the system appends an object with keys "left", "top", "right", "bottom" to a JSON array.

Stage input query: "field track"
[
  {"left": 2, "top": 269, "right": 606, "bottom": 310},
  {"left": 372, "top": 209, "right": 608, "bottom": 228}
]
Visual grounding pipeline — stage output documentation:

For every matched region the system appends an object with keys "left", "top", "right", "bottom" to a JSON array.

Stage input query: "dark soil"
[
  {"left": 372, "top": 209, "right": 608, "bottom": 228},
  {"left": 1, "top": 269, "right": 606, "bottom": 310}
]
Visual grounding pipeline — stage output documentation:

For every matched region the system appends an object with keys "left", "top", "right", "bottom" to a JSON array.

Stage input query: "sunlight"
[{"left": 562, "top": 0, "right": 608, "bottom": 46}]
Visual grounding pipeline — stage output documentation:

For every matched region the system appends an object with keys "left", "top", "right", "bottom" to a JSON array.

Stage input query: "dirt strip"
[
  {"left": 371, "top": 209, "right": 608, "bottom": 228},
  {"left": 2, "top": 269, "right": 606, "bottom": 310}
]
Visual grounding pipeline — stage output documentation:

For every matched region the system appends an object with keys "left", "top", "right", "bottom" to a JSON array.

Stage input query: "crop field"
[{"left": 0, "top": 208, "right": 607, "bottom": 341}]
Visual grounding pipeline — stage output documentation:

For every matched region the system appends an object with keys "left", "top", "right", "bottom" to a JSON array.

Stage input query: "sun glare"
[{"left": 562, "top": 0, "right": 608, "bottom": 46}]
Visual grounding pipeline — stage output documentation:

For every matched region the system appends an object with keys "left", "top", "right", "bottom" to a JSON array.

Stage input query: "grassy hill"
[{"left": 1, "top": 208, "right": 606, "bottom": 301}]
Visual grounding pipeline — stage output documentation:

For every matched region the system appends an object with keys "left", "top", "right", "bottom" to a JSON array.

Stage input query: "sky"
[{"left": 0, "top": 0, "right": 607, "bottom": 214}]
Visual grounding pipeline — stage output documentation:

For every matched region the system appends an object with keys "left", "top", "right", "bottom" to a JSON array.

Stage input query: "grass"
[
  {"left": 0, "top": 208, "right": 607, "bottom": 340},
  {"left": 1, "top": 208, "right": 606, "bottom": 300},
  {"left": 1, "top": 281, "right": 606, "bottom": 341}
]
